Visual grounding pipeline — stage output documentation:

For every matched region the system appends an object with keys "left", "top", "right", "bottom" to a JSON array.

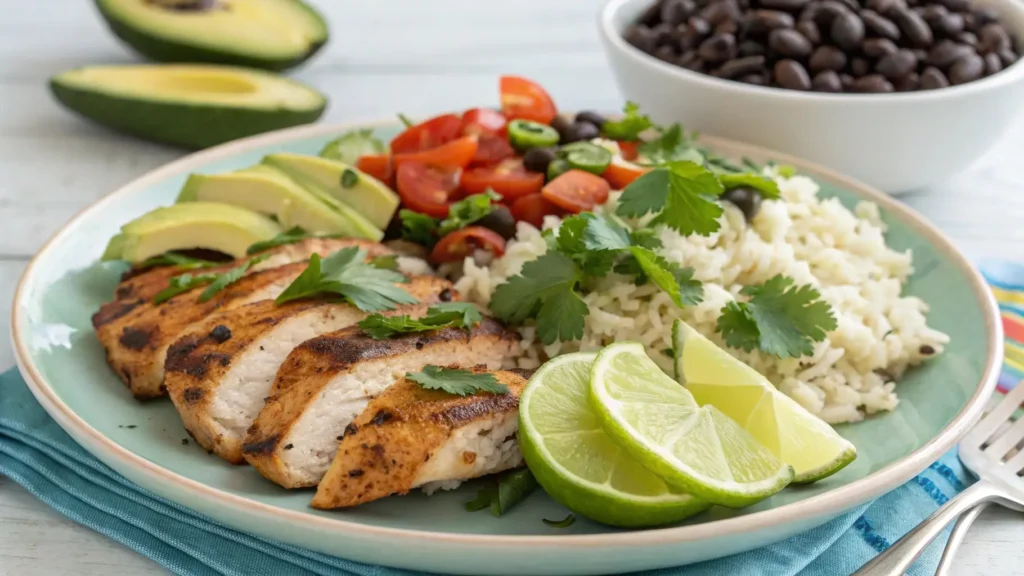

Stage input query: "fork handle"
[
  {"left": 934, "top": 502, "right": 989, "bottom": 576},
  {"left": 852, "top": 482, "right": 1010, "bottom": 576}
]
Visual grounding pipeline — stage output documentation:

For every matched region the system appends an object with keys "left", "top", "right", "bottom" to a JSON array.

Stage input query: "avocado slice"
[
  {"left": 95, "top": 0, "right": 328, "bottom": 71},
  {"left": 262, "top": 153, "right": 400, "bottom": 231},
  {"left": 177, "top": 165, "right": 372, "bottom": 237},
  {"left": 102, "top": 201, "right": 283, "bottom": 263},
  {"left": 50, "top": 64, "right": 326, "bottom": 149}
]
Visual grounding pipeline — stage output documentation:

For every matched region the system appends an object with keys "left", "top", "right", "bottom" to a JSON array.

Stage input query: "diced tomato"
[
  {"left": 356, "top": 154, "right": 393, "bottom": 183},
  {"left": 541, "top": 170, "right": 611, "bottom": 213},
  {"left": 470, "top": 133, "right": 516, "bottom": 166},
  {"left": 396, "top": 161, "right": 460, "bottom": 219},
  {"left": 461, "top": 108, "right": 508, "bottom": 136},
  {"left": 602, "top": 161, "right": 650, "bottom": 189},
  {"left": 617, "top": 141, "right": 640, "bottom": 162},
  {"left": 430, "top": 226, "right": 506, "bottom": 264},
  {"left": 393, "top": 136, "right": 479, "bottom": 170},
  {"left": 460, "top": 157, "right": 545, "bottom": 200},
  {"left": 499, "top": 76, "right": 557, "bottom": 125},
  {"left": 390, "top": 114, "right": 463, "bottom": 154},
  {"left": 510, "top": 193, "right": 563, "bottom": 228}
]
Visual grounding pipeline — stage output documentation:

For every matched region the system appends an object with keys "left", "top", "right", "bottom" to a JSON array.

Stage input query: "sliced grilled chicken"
[
  {"left": 165, "top": 277, "right": 456, "bottom": 464},
  {"left": 94, "top": 239, "right": 392, "bottom": 400},
  {"left": 94, "top": 237, "right": 374, "bottom": 328},
  {"left": 311, "top": 369, "right": 530, "bottom": 509},
  {"left": 243, "top": 319, "right": 519, "bottom": 488}
]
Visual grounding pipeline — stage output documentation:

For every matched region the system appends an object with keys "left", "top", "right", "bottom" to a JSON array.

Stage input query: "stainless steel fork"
[{"left": 852, "top": 382, "right": 1024, "bottom": 576}]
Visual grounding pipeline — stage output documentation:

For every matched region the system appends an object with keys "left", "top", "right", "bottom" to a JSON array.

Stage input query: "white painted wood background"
[{"left": 0, "top": 0, "right": 1022, "bottom": 574}]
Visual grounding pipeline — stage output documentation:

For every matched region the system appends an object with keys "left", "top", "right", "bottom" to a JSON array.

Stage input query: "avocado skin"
[
  {"left": 50, "top": 76, "right": 327, "bottom": 150},
  {"left": 93, "top": 0, "right": 329, "bottom": 71}
]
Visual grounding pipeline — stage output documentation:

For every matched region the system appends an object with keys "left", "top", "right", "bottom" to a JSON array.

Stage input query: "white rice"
[{"left": 452, "top": 170, "right": 949, "bottom": 424}]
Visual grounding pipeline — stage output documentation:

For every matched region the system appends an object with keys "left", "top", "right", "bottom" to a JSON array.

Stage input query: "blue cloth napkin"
[{"left": 0, "top": 367, "right": 973, "bottom": 576}]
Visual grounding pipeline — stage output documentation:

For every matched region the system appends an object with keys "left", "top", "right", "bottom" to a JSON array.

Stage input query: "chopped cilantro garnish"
[
  {"left": 197, "top": 254, "right": 268, "bottom": 303},
  {"left": 438, "top": 190, "right": 501, "bottom": 237},
  {"left": 399, "top": 209, "right": 440, "bottom": 246},
  {"left": 274, "top": 246, "right": 417, "bottom": 311},
  {"left": 407, "top": 365, "right": 509, "bottom": 396},
  {"left": 716, "top": 275, "right": 837, "bottom": 358},
  {"left": 616, "top": 161, "right": 725, "bottom": 236},
  {"left": 627, "top": 247, "right": 703, "bottom": 308},
  {"left": 601, "top": 101, "right": 652, "bottom": 141},
  {"left": 153, "top": 254, "right": 267, "bottom": 304},
  {"left": 246, "top": 227, "right": 342, "bottom": 255},
  {"left": 637, "top": 124, "right": 705, "bottom": 166},
  {"left": 358, "top": 302, "right": 483, "bottom": 339},
  {"left": 341, "top": 168, "right": 359, "bottom": 188},
  {"left": 137, "top": 252, "right": 221, "bottom": 271},
  {"left": 717, "top": 173, "right": 781, "bottom": 200}
]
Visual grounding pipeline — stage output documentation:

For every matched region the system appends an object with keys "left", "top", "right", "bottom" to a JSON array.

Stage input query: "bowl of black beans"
[{"left": 599, "top": 0, "right": 1024, "bottom": 191}]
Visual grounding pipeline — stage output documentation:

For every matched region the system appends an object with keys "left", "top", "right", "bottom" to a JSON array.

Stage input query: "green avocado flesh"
[
  {"left": 50, "top": 64, "right": 327, "bottom": 149},
  {"left": 262, "top": 153, "right": 399, "bottom": 231},
  {"left": 95, "top": 0, "right": 328, "bottom": 71},
  {"left": 177, "top": 165, "right": 373, "bottom": 236},
  {"left": 102, "top": 201, "right": 282, "bottom": 263}
]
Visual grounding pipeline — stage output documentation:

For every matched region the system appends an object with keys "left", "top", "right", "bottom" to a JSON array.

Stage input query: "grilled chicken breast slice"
[
  {"left": 165, "top": 277, "right": 456, "bottom": 464},
  {"left": 94, "top": 239, "right": 392, "bottom": 400},
  {"left": 243, "top": 319, "right": 519, "bottom": 488},
  {"left": 311, "top": 369, "right": 530, "bottom": 509}
]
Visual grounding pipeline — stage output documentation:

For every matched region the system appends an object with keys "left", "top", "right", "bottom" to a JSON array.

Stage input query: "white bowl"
[{"left": 599, "top": 0, "right": 1024, "bottom": 192}]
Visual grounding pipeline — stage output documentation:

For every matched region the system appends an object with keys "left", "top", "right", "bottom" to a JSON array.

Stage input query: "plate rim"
[{"left": 10, "top": 119, "right": 1003, "bottom": 549}]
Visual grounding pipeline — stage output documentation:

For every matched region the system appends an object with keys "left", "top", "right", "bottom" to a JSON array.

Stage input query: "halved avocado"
[
  {"left": 102, "top": 201, "right": 283, "bottom": 263},
  {"left": 262, "top": 153, "right": 400, "bottom": 230},
  {"left": 95, "top": 0, "right": 328, "bottom": 71},
  {"left": 50, "top": 64, "right": 327, "bottom": 149},
  {"left": 177, "top": 165, "right": 370, "bottom": 236}
]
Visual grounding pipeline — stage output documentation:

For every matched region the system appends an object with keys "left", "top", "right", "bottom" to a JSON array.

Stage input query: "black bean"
[
  {"left": 799, "top": 2, "right": 822, "bottom": 22},
  {"left": 998, "top": 48, "right": 1018, "bottom": 66},
  {"left": 748, "top": 10, "right": 795, "bottom": 35},
  {"left": 624, "top": 25, "right": 658, "bottom": 53},
  {"left": 774, "top": 59, "right": 813, "bottom": 89},
  {"left": 812, "top": 69, "right": 845, "bottom": 91},
  {"left": 715, "top": 55, "right": 768, "bottom": 77},
  {"left": 893, "top": 7, "right": 933, "bottom": 47},
  {"left": 876, "top": 48, "right": 918, "bottom": 78},
  {"left": 738, "top": 72, "right": 770, "bottom": 84},
  {"left": 932, "top": 12, "right": 965, "bottom": 36},
  {"left": 701, "top": 0, "right": 742, "bottom": 25},
  {"left": 853, "top": 73, "right": 895, "bottom": 91},
  {"left": 769, "top": 28, "right": 814, "bottom": 57},
  {"left": 919, "top": 4, "right": 947, "bottom": 24},
  {"left": 815, "top": 0, "right": 852, "bottom": 27},
  {"left": 761, "top": 0, "right": 811, "bottom": 10},
  {"left": 927, "top": 39, "right": 974, "bottom": 68},
  {"left": 688, "top": 16, "right": 713, "bottom": 38},
  {"left": 936, "top": 0, "right": 969, "bottom": 11},
  {"left": 861, "top": 10, "right": 901, "bottom": 40},
  {"left": 551, "top": 115, "right": 573, "bottom": 141},
  {"left": 862, "top": 37, "right": 898, "bottom": 57},
  {"left": 653, "top": 23, "right": 677, "bottom": 46},
  {"left": 522, "top": 147, "right": 557, "bottom": 174},
  {"left": 956, "top": 31, "right": 979, "bottom": 47},
  {"left": 639, "top": 0, "right": 667, "bottom": 26},
  {"left": 912, "top": 47, "right": 929, "bottom": 61},
  {"left": 716, "top": 20, "right": 740, "bottom": 34},
  {"left": 836, "top": 0, "right": 862, "bottom": 12},
  {"left": 895, "top": 71, "right": 920, "bottom": 90},
  {"left": 840, "top": 72, "right": 856, "bottom": 89},
  {"left": 866, "top": 0, "right": 905, "bottom": 16},
  {"left": 561, "top": 121, "right": 601, "bottom": 144},
  {"left": 984, "top": 51, "right": 1003, "bottom": 75},
  {"left": 972, "top": 7, "right": 999, "bottom": 30},
  {"left": 698, "top": 33, "right": 738, "bottom": 63},
  {"left": 979, "top": 23, "right": 1011, "bottom": 53},
  {"left": 919, "top": 65, "right": 951, "bottom": 88},
  {"left": 739, "top": 40, "right": 767, "bottom": 56},
  {"left": 475, "top": 206, "right": 518, "bottom": 241},
  {"left": 654, "top": 44, "right": 679, "bottom": 62},
  {"left": 831, "top": 11, "right": 866, "bottom": 49},
  {"left": 851, "top": 56, "right": 871, "bottom": 76},
  {"left": 948, "top": 52, "right": 984, "bottom": 83},
  {"left": 796, "top": 20, "right": 823, "bottom": 44},
  {"left": 575, "top": 111, "right": 606, "bottom": 129},
  {"left": 679, "top": 51, "right": 706, "bottom": 70},
  {"left": 661, "top": 0, "right": 697, "bottom": 26},
  {"left": 810, "top": 45, "right": 849, "bottom": 71},
  {"left": 721, "top": 186, "right": 763, "bottom": 220}
]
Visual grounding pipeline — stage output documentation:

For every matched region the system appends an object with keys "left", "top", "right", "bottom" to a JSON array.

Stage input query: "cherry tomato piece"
[
  {"left": 510, "top": 193, "right": 563, "bottom": 229},
  {"left": 541, "top": 169, "right": 611, "bottom": 213},
  {"left": 396, "top": 161, "right": 460, "bottom": 219},
  {"left": 617, "top": 141, "right": 640, "bottom": 162},
  {"left": 470, "top": 133, "right": 516, "bottom": 166},
  {"left": 460, "top": 157, "right": 545, "bottom": 200},
  {"left": 461, "top": 108, "right": 508, "bottom": 136},
  {"left": 430, "top": 226, "right": 507, "bottom": 264},
  {"left": 499, "top": 76, "right": 557, "bottom": 125},
  {"left": 356, "top": 154, "right": 393, "bottom": 183},
  {"left": 602, "top": 161, "right": 651, "bottom": 190},
  {"left": 390, "top": 114, "right": 463, "bottom": 154},
  {"left": 393, "top": 136, "right": 479, "bottom": 170}
]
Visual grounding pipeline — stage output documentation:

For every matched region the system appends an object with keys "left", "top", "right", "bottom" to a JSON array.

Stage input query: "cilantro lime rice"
[{"left": 453, "top": 169, "right": 949, "bottom": 425}]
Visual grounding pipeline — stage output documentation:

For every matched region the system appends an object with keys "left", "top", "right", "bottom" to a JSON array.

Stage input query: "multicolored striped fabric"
[{"left": 979, "top": 261, "right": 1024, "bottom": 403}]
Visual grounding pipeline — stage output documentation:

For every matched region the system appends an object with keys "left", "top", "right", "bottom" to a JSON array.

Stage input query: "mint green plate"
[{"left": 11, "top": 122, "right": 1002, "bottom": 575}]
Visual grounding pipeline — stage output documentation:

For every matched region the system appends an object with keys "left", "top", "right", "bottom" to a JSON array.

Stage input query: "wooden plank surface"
[{"left": 1, "top": 0, "right": 1022, "bottom": 574}]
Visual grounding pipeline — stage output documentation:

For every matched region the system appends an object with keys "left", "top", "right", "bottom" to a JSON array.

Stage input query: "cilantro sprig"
[
  {"left": 152, "top": 255, "right": 268, "bottom": 304},
  {"left": 399, "top": 190, "right": 501, "bottom": 247},
  {"left": 718, "top": 172, "right": 781, "bottom": 200},
  {"left": 616, "top": 161, "right": 725, "bottom": 236},
  {"left": 137, "top": 252, "right": 222, "bottom": 271},
  {"left": 406, "top": 365, "right": 509, "bottom": 396},
  {"left": 601, "top": 101, "right": 651, "bottom": 141},
  {"left": 246, "top": 227, "right": 342, "bottom": 255},
  {"left": 716, "top": 275, "right": 837, "bottom": 358},
  {"left": 358, "top": 302, "right": 483, "bottom": 339},
  {"left": 274, "top": 246, "right": 417, "bottom": 311}
]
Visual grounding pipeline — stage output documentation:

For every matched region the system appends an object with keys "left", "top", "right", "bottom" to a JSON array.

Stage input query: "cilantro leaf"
[
  {"left": 319, "top": 129, "right": 385, "bottom": 165},
  {"left": 489, "top": 251, "right": 587, "bottom": 344},
  {"left": 716, "top": 275, "right": 837, "bottom": 358},
  {"left": 198, "top": 254, "right": 269, "bottom": 303},
  {"left": 137, "top": 252, "right": 221, "bottom": 271},
  {"left": 358, "top": 302, "right": 483, "bottom": 339},
  {"left": 616, "top": 161, "right": 725, "bottom": 236},
  {"left": 399, "top": 209, "right": 439, "bottom": 246},
  {"left": 537, "top": 287, "right": 589, "bottom": 344},
  {"left": 601, "top": 101, "right": 652, "bottom": 141},
  {"left": 152, "top": 272, "right": 218, "bottom": 304},
  {"left": 464, "top": 469, "right": 538, "bottom": 516},
  {"left": 629, "top": 228, "right": 662, "bottom": 250},
  {"left": 406, "top": 365, "right": 509, "bottom": 396},
  {"left": 637, "top": 124, "right": 705, "bottom": 166},
  {"left": 718, "top": 172, "right": 781, "bottom": 200},
  {"left": 369, "top": 254, "right": 399, "bottom": 271},
  {"left": 628, "top": 247, "right": 703, "bottom": 308},
  {"left": 464, "top": 486, "right": 495, "bottom": 512},
  {"left": 556, "top": 213, "right": 630, "bottom": 279},
  {"left": 274, "top": 247, "right": 417, "bottom": 311},
  {"left": 542, "top": 514, "right": 576, "bottom": 528},
  {"left": 438, "top": 190, "right": 500, "bottom": 237},
  {"left": 246, "top": 227, "right": 343, "bottom": 255}
]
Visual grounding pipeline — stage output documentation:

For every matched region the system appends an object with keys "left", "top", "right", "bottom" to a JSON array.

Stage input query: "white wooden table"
[{"left": 0, "top": 0, "right": 1022, "bottom": 574}]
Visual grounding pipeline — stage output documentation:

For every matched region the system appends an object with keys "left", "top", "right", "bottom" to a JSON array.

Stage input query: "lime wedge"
[
  {"left": 590, "top": 342, "right": 794, "bottom": 508},
  {"left": 518, "top": 352, "right": 709, "bottom": 527},
  {"left": 672, "top": 319, "right": 857, "bottom": 483}
]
